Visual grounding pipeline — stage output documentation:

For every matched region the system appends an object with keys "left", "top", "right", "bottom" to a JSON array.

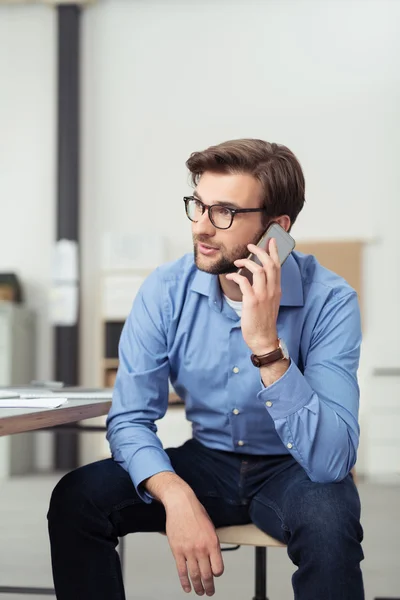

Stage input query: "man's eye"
[{"left": 216, "top": 207, "right": 231, "bottom": 218}]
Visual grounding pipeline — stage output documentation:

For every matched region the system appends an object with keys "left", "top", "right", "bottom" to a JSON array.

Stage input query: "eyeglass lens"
[{"left": 186, "top": 198, "right": 233, "bottom": 229}]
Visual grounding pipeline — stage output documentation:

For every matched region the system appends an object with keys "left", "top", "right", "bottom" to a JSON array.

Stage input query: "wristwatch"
[{"left": 250, "top": 339, "right": 289, "bottom": 368}]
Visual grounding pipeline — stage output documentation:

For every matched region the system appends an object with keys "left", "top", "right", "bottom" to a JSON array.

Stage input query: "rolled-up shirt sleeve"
[
  {"left": 106, "top": 269, "right": 174, "bottom": 503},
  {"left": 259, "top": 291, "right": 361, "bottom": 483}
]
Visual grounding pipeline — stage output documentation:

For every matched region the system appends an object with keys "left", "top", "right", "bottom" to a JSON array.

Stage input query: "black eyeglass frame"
[{"left": 183, "top": 196, "right": 266, "bottom": 230}]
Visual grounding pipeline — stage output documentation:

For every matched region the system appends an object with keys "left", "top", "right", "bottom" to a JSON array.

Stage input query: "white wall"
[
  {"left": 80, "top": 0, "right": 400, "bottom": 371},
  {"left": 0, "top": 5, "right": 56, "bottom": 382},
  {"left": 1, "top": 0, "right": 400, "bottom": 475},
  {"left": 79, "top": 0, "right": 400, "bottom": 473}
]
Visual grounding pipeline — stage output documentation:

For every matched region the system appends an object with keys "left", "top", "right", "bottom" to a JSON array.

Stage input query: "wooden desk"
[
  {"left": 0, "top": 398, "right": 112, "bottom": 437},
  {"left": 0, "top": 393, "right": 183, "bottom": 437},
  {"left": 0, "top": 393, "right": 183, "bottom": 596},
  {"left": 0, "top": 398, "right": 114, "bottom": 596}
]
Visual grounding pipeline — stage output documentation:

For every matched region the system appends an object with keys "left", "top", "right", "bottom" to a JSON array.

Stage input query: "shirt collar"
[
  {"left": 190, "top": 252, "right": 304, "bottom": 309},
  {"left": 191, "top": 268, "right": 223, "bottom": 312},
  {"left": 280, "top": 253, "right": 304, "bottom": 307}
]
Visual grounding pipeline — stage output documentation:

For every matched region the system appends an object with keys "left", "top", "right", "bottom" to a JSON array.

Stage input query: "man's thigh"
[
  {"left": 166, "top": 439, "right": 250, "bottom": 528},
  {"left": 68, "top": 439, "right": 249, "bottom": 538},
  {"left": 249, "top": 459, "right": 362, "bottom": 544}
]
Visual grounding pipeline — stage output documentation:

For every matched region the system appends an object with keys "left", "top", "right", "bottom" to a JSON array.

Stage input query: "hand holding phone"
[
  {"left": 226, "top": 221, "right": 295, "bottom": 360},
  {"left": 237, "top": 222, "right": 295, "bottom": 281}
]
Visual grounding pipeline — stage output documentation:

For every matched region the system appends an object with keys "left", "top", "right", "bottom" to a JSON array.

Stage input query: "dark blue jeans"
[{"left": 47, "top": 438, "right": 364, "bottom": 599}]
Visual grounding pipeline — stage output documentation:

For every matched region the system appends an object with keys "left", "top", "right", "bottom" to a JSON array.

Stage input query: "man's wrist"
[
  {"left": 144, "top": 471, "right": 194, "bottom": 507},
  {"left": 260, "top": 358, "right": 290, "bottom": 387},
  {"left": 162, "top": 483, "right": 195, "bottom": 510},
  {"left": 250, "top": 336, "right": 279, "bottom": 357},
  {"left": 160, "top": 479, "right": 195, "bottom": 509}
]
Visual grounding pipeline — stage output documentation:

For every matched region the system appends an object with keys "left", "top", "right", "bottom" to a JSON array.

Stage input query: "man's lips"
[{"left": 198, "top": 242, "right": 219, "bottom": 255}]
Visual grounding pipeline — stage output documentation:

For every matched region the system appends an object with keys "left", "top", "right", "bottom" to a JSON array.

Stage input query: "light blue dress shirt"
[{"left": 106, "top": 252, "right": 361, "bottom": 502}]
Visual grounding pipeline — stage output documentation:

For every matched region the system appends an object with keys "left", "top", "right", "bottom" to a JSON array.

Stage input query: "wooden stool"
[{"left": 217, "top": 523, "right": 285, "bottom": 600}]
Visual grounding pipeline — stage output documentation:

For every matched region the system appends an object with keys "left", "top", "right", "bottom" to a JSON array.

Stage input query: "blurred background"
[{"left": 0, "top": 0, "right": 399, "bottom": 598}]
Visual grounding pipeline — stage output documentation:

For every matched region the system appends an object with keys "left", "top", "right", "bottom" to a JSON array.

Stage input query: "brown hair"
[{"left": 186, "top": 138, "right": 305, "bottom": 227}]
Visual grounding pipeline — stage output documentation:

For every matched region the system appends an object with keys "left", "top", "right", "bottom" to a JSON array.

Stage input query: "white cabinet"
[{"left": 0, "top": 302, "right": 35, "bottom": 479}]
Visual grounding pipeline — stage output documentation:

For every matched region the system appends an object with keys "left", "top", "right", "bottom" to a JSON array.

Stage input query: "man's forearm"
[
  {"left": 259, "top": 360, "right": 359, "bottom": 482},
  {"left": 144, "top": 471, "right": 195, "bottom": 507}
]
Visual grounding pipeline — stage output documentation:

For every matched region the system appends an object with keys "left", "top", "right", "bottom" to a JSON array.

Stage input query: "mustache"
[{"left": 194, "top": 236, "right": 221, "bottom": 249}]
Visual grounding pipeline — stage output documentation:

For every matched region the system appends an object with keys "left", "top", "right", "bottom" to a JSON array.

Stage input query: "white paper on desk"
[
  {"left": 8, "top": 388, "right": 55, "bottom": 396},
  {"left": 0, "top": 398, "right": 68, "bottom": 408}
]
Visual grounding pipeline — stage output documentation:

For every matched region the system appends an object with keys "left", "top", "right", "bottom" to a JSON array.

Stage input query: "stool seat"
[{"left": 217, "top": 523, "right": 285, "bottom": 548}]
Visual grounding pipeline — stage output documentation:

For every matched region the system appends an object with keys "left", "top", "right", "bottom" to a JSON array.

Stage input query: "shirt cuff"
[
  {"left": 128, "top": 446, "right": 175, "bottom": 504},
  {"left": 258, "top": 359, "right": 315, "bottom": 419}
]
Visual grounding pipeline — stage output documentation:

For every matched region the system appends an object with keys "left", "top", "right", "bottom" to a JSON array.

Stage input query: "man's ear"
[{"left": 273, "top": 215, "right": 291, "bottom": 232}]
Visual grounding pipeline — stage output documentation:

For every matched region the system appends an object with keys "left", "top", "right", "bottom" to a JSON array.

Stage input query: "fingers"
[
  {"left": 210, "top": 545, "right": 224, "bottom": 578},
  {"left": 187, "top": 557, "right": 205, "bottom": 596},
  {"left": 233, "top": 257, "right": 268, "bottom": 297},
  {"left": 248, "top": 238, "right": 280, "bottom": 269},
  {"left": 225, "top": 272, "right": 255, "bottom": 298},
  {"left": 187, "top": 556, "right": 215, "bottom": 596},
  {"left": 231, "top": 240, "right": 282, "bottom": 300},
  {"left": 234, "top": 258, "right": 264, "bottom": 290},
  {"left": 267, "top": 237, "right": 280, "bottom": 268},
  {"left": 245, "top": 239, "right": 281, "bottom": 291},
  {"left": 176, "top": 554, "right": 218, "bottom": 596},
  {"left": 176, "top": 555, "right": 192, "bottom": 593},
  {"left": 198, "top": 556, "right": 216, "bottom": 596},
  {"left": 263, "top": 238, "right": 281, "bottom": 289},
  {"left": 234, "top": 258, "right": 265, "bottom": 275}
]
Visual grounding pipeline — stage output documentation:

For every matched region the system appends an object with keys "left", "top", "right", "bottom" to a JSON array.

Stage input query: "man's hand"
[
  {"left": 144, "top": 472, "right": 224, "bottom": 596},
  {"left": 226, "top": 238, "right": 281, "bottom": 355},
  {"left": 165, "top": 491, "right": 224, "bottom": 596}
]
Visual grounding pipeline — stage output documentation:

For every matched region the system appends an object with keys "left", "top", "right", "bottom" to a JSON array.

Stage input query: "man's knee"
[
  {"left": 287, "top": 478, "right": 363, "bottom": 551},
  {"left": 48, "top": 459, "right": 117, "bottom": 529},
  {"left": 48, "top": 467, "right": 91, "bottom": 525}
]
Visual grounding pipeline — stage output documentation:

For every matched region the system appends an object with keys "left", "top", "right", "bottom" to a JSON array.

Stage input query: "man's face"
[{"left": 192, "top": 171, "right": 267, "bottom": 275}]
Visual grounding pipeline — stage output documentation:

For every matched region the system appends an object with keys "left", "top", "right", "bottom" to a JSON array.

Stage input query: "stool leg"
[
  {"left": 253, "top": 547, "right": 268, "bottom": 600},
  {"left": 119, "top": 537, "right": 125, "bottom": 575}
]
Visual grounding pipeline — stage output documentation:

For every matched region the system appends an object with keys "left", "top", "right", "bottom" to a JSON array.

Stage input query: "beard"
[
  {"left": 193, "top": 244, "right": 238, "bottom": 274},
  {"left": 193, "top": 229, "right": 264, "bottom": 275}
]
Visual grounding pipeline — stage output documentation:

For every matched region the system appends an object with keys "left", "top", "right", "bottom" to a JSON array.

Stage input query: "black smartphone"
[{"left": 237, "top": 222, "right": 296, "bottom": 280}]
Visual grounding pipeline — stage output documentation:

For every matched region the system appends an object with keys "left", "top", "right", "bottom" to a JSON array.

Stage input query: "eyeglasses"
[{"left": 183, "top": 196, "right": 265, "bottom": 230}]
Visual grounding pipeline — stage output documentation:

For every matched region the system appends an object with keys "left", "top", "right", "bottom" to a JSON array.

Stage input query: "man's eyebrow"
[{"left": 192, "top": 190, "right": 241, "bottom": 209}]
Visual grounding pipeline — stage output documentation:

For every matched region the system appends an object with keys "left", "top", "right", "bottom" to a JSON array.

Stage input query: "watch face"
[{"left": 279, "top": 339, "right": 289, "bottom": 360}]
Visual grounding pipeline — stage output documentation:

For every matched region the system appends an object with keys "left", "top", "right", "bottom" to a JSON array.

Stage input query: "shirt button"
[
  {"left": 238, "top": 440, "right": 245, "bottom": 446},
  {"left": 265, "top": 401, "right": 273, "bottom": 408},
  {"left": 287, "top": 443, "right": 293, "bottom": 449},
  {"left": 232, "top": 408, "right": 240, "bottom": 415},
  {"left": 232, "top": 366, "right": 240, "bottom": 374}
]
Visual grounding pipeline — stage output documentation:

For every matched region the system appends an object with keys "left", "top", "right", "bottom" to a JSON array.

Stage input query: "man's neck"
[{"left": 218, "top": 274, "right": 243, "bottom": 302}]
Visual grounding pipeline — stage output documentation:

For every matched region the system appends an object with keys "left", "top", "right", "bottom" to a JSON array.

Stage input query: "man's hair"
[{"left": 186, "top": 138, "right": 305, "bottom": 227}]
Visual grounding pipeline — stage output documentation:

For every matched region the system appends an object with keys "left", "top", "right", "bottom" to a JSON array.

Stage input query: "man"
[{"left": 48, "top": 139, "right": 364, "bottom": 599}]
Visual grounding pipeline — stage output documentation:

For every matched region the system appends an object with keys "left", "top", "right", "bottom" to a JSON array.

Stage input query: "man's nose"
[{"left": 193, "top": 209, "right": 216, "bottom": 236}]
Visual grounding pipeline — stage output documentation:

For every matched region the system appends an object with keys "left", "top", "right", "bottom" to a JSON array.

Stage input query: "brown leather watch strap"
[{"left": 250, "top": 347, "right": 284, "bottom": 368}]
